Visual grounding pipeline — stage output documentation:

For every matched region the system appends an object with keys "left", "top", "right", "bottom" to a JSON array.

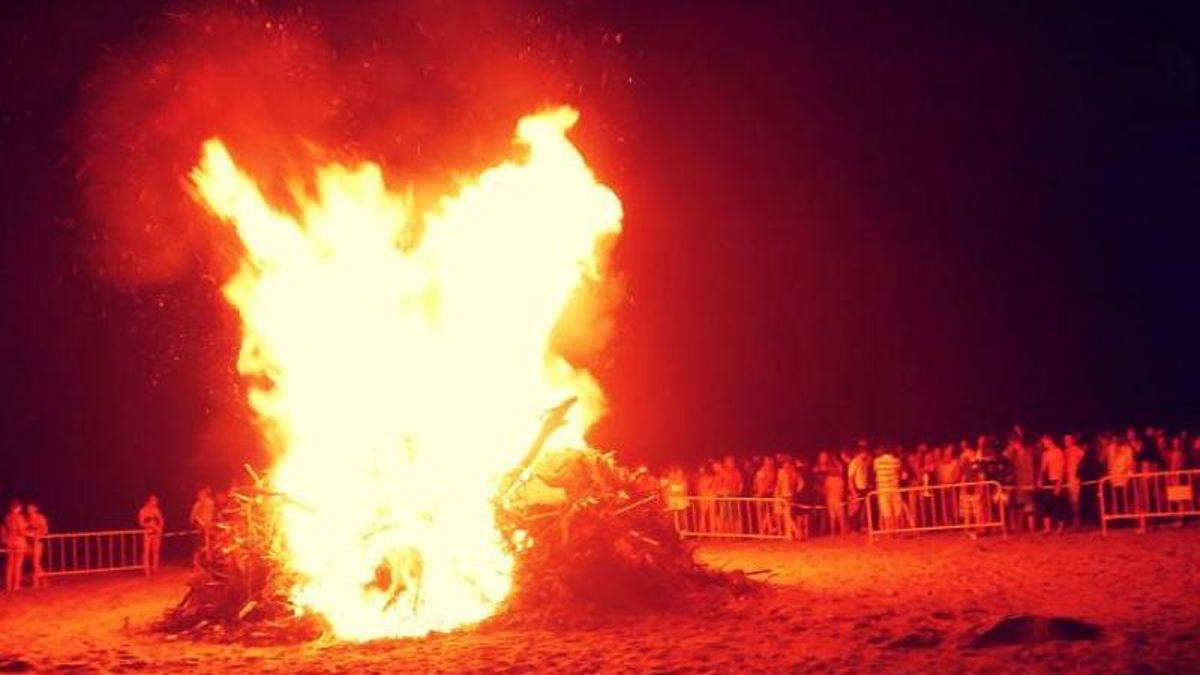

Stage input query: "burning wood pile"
[
  {"left": 159, "top": 407, "right": 755, "bottom": 643},
  {"left": 157, "top": 470, "right": 324, "bottom": 644},
  {"left": 497, "top": 448, "right": 759, "bottom": 627},
  {"left": 157, "top": 106, "right": 753, "bottom": 644}
]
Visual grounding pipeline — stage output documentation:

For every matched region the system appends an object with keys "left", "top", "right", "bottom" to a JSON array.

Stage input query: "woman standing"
[
  {"left": 25, "top": 503, "right": 48, "bottom": 588},
  {"left": 3, "top": 501, "right": 27, "bottom": 591}
]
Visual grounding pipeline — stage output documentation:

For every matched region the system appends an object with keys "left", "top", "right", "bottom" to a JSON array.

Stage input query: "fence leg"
[{"left": 1098, "top": 483, "right": 1108, "bottom": 536}]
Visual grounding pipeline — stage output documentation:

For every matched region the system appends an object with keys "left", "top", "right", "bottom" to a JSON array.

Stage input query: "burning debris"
[{"left": 160, "top": 431, "right": 755, "bottom": 643}]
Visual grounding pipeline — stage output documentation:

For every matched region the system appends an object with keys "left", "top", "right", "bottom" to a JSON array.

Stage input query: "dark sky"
[{"left": 1, "top": 1, "right": 1197, "bottom": 529}]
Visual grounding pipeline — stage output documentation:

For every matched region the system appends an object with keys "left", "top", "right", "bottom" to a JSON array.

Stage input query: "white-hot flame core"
[{"left": 191, "top": 107, "right": 622, "bottom": 640}]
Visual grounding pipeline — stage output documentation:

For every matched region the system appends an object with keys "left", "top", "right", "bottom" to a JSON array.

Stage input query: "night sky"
[{"left": 1, "top": 1, "right": 1197, "bottom": 529}]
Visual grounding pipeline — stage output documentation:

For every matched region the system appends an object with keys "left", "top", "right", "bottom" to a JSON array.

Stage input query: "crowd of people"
[
  {"left": 663, "top": 426, "right": 1200, "bottom": 538},
  {"left": 0, "top": 491, "right": 186, "bottom": 591},
  {"left": 3, "top": 426, "right": 1197, "bottom": 590}
]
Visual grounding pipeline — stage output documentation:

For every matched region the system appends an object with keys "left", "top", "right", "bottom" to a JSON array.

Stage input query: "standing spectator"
[
  {"left": 1108, "top": 435, "right": 1135, "bottom": 520},
  {"left": 792, "top": 458, "right": 817, "bottom": 539},
  {"left": 937, "top": 445, "right": 963, "bottom": 525},
  {"left": 189, "top": 487, "right": 216, "bottom": 568},
  {"left": 774, "top": 456, "right": 799, "bottom": 539},
  {"left": 138, "top": 494, "right": 165, "bottom": 575},
  {"left": 3, "top": 501, "right": 27, "bottom": 591},
  {"left": 752, "top": 457, "right": 778, "bottom": 535},
  {"left": 846, "top": 443, "right": 871, "bottom": 531},
  {"left": 958, "top": 446, "right": 985, "bottom": 536},
  {"left": 698, "top": 462, "right": 719, "bottom": 534},
  {"left": 1037, "top": 435, "right": 1067, "bottom": 534},
  {"left": 1064, "top": 435, "right": 1085, "bottom": 529},
  {"left": 1077, "top": 438, "right": 1105, "bottom": 526},
  {"left": 1006, "top": 436, "right": 1036, "bottom": 532},
  {"left": 1166, "top": 435, "right": 1186, "bottom": 474},
  {"left": 720, "top": 456, "right": 744, "bottom": 533},
  {"left": 872, "top": 446, "right": 903, "bottom": 531},
  {"left": 914, "top": 447, "right": 938, "bottom": 528},
  {"left": 814, "top": 451, "right": 847, "bottom": 536},
  {"left": 25, "top": 503, "right": 48, "bottom": 588}
]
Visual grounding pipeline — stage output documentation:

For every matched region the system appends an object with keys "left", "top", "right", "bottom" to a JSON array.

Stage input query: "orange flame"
[{"left": 190, "top": 107, "right": 622, "bottom": 639}]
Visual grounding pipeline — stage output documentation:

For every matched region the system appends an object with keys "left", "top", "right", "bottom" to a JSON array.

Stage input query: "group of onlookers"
[
  {"left": 1, "top": 492, "right": 175, "bottom": 591},
  {"left": 2, "top": 500, "right": 50, "bottom": 591},
  {"left": 665, "top": 426, "right": 1200, "bottom": 537}
]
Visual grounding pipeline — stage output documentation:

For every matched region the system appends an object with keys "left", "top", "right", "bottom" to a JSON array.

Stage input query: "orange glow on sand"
[{"left": 190, "top": 107, "right": 622, "bottom": 640}]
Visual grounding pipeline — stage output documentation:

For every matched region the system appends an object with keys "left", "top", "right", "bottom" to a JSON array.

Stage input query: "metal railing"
[
  {"left": 1098, "top": 469, "right": 1200, "bottom": 534},
  {"left": 673, "top": 496, "right": 794, "bottom": 540},
  {"left": 37, "top": 529, "right": 147, "bottom": 577},
  {"left": 866, "top": 480, "right": 1007, "bottom": 540}
]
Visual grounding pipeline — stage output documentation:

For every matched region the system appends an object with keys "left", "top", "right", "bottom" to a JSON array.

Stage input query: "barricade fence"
[
  {"left": 1098, "top": 469, "right": 1200, "bottom": 534},
  {"left": 2, "top": 529, "right": 198, "bottom": 581},
  {"left": 672, "top": 496, "right": 794, "bottom": 540},
  {"left": 671, "top": 471, "right": 1200, "bottom": 540},
  {"left": 865, "top": 481, "right": 1007, "bottom": 539},
  {"left": 39, "top": 529, "right": 146, "bottom": 577}
]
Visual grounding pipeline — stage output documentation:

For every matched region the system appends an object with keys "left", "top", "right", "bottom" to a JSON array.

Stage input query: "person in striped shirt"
[{"left": 873, "top": 447, "right": 904, "bottom": 530}]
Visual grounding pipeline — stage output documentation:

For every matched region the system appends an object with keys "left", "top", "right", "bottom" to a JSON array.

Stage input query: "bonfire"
[{"left": 160, "top": 108, "right": 752, "bottom": 643}]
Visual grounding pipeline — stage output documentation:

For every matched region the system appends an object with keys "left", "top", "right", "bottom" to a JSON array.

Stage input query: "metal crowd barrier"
[
  {"left": 2, "top": 528, "right": 205, "bottom": 585},
  {"left": 39, "top": 529, "right": 147, "bottom": 577},
  {"left": 672, "top": 496, "right": 794, "bottom": 540},
  {"left": 1098, "top": 469, "right": 1200, "bottom": 534},
  {"left": 865, "top": 480, "right": 1007, "bottom": 540}
]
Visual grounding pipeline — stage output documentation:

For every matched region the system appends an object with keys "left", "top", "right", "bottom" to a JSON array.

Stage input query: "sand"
[{"left": 0, "top": 529, "right": 1197, "bottom": 673}]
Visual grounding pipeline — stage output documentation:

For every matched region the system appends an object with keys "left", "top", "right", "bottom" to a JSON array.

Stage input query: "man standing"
[
  {"left": 138, "top": 494, "right": 165, "bottom": 575},
  {"left": 847, "top": 442, "right": 871, "bottom": 531},
  {"left": 189, "top": 487, "right": 216, "bottom": 568},
  {"left": 752, "top": 457, "right": 778, "bottom": 535},
  {"left": 1064, "top": 435, "right": 1085, "bottom": 529},
  {"left": 1038, "top": 435, "right": 1067, "bottom": 534},
  {"left": 872, "top": 446, "right": 903, "bottom": 531}
]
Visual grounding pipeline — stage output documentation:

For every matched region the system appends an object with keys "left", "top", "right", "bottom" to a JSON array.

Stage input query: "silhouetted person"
[
  {"left": 138, "top": 494, "right": 164, "bottom": 575},
  {"left": 189, "top": 486, "right": 216, "bottom": 568},
  {"left": 3, "top": 500, "right": 27, "bottom": 591},
  {"left": 25, "top": 503, "right": 48, "bottom": 588}
]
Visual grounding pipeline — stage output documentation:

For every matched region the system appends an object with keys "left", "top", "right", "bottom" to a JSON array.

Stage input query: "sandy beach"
[{"left": 0, "top": 529, "right": 1196, "bottom": 673}]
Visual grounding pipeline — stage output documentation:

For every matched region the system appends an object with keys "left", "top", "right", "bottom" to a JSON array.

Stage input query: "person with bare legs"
[
  {"left": 25, "top": 503, "right": 48, "bottom": 588},
  {"left": 1006, "top": 435, "right": 1036, "bottom": 532},
  {"left": 1037, "top": 435, "right": 1067, "bottom": 535},
  {"left": 1108, "top": 435, "right": 1135, "bottom": 527},
  {"left": 3, "top": 501, "right": 27, "bottom": 591},
  {"left": 138, "top": 494, "right": 165, "bottom": 575},
  {"left": 1063, "top": 435, "right": 1085, "bottom": 530},
  {"left": 873, "top": 446, "right": 903, "bottom": 532},
  {"left": 721, "top": 456, "right": 744, "bottom": 534},
  {"left": 189, "top": 486, "right": 216, "bottom": 569},
  {"left": 753, "top": 457, "right": 778, "bottom": 535},
  {"left": 846, "top": 442, "right": 871, "bottom": 532},
  {"left": 698, "top": 462, "right": 719, "bottom": 534},
  {"left": 1166, "top": 435, "right": 1187, "bottom": 526},
  {"left": 813, "top": 451, "right": 846, "bottom": 535},
  {"left": 774, "top": 456, "right": 798, "bottom": 539}
]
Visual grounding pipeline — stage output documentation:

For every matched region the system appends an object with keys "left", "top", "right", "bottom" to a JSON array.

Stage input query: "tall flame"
[{"left": 190, "top": 107, "right": 622, "bottom": 639}]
